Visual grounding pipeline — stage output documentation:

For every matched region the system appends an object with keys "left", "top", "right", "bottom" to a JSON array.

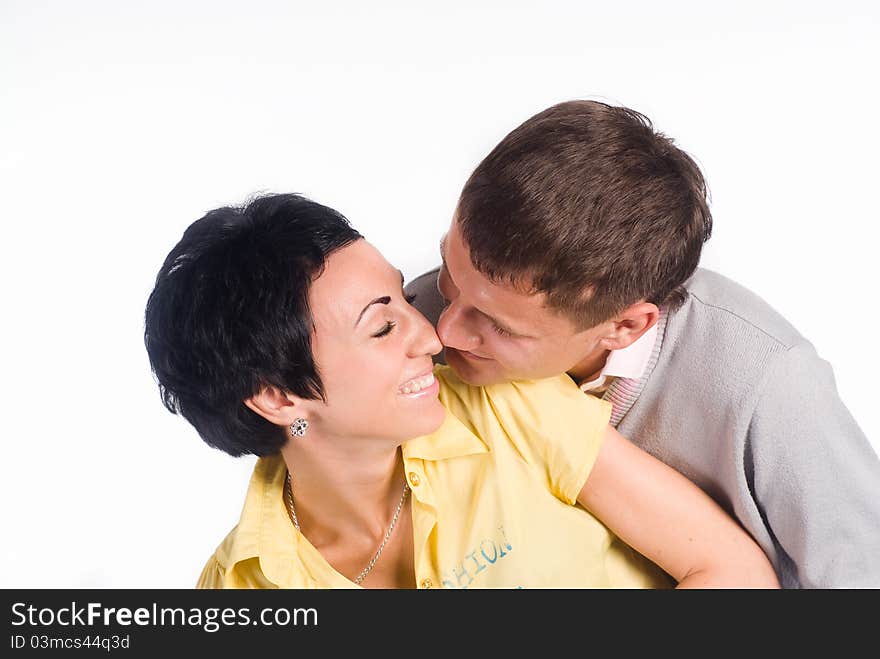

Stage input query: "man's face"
[{"left": 436, "top": 220, "right": 609, "bottom": 385}]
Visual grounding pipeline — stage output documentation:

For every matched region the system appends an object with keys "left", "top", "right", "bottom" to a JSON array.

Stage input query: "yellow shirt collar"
[{"left": 401, "top": 409, "right": 490, "bottom": 462}]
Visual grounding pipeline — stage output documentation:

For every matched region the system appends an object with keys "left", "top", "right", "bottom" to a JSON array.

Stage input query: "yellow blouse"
[{"left": 197, "top": 366, "right": 672, "bottom": 589}]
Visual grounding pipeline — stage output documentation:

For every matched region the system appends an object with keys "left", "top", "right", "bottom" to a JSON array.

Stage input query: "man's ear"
[
  {"left": 600, "top": 302, "right": 659, "bottom": 351},
  {"left": 244, "top": 386, "right": 307, "bottom": 426}
]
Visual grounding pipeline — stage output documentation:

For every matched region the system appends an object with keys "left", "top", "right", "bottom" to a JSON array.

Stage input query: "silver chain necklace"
[{"left": 284, "top": 471, "right": 410, "bottom": 585}]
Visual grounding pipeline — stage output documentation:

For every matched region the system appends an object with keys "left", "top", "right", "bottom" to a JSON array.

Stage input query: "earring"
[{"left": 290, "top": 418, "right": 309, "bottom": 438}]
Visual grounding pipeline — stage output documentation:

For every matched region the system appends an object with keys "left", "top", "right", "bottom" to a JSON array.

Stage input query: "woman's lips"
[{"left": 398, "top": 371, "right": 437, "bottom": 395}]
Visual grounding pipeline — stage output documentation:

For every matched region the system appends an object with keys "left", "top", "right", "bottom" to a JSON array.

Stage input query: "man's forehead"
[{"left": 440, "top": 230, "right": 572, "bottom": 337}]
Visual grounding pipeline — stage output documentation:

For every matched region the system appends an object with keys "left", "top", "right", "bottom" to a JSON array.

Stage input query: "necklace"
[{"left": 284, "top": 470, "right": 410, "bottom": 585}]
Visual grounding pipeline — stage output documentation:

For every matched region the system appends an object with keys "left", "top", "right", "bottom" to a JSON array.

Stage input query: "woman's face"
[{"left": 304, "top": 239, "right": 445, "bottom": 443}]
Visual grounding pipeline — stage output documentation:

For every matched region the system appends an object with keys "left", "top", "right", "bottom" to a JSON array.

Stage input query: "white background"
[{"left": 2, "top": 1, "right": 877, "bottom": 588}]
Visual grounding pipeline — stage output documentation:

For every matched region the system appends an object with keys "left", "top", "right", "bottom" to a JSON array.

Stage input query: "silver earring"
[{"left": 290, "top": 418, "right": 309, "bottom": 437}]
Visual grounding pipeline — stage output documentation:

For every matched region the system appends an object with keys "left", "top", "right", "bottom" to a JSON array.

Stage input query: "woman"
[{"left": 144, "top": 193, "right": 778, "bottom": 589}]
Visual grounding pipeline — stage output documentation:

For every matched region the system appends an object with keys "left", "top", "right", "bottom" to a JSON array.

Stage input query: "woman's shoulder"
[
  {"left": 194, "top": 455, "right": 286, "bottom": 589},
  {"left": 196, "top": 549, "right": 277, "bottom": 589},
  {"left": 432, "top": 366, "right": 612, "bottom": 506},
  {"left": 434, "top": 364, "right": 609, "bottom": 418}
]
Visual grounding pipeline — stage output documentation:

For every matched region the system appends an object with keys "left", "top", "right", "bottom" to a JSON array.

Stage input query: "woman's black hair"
[{"left": 144, "top": 193, "right": 362, "bottom": 456}]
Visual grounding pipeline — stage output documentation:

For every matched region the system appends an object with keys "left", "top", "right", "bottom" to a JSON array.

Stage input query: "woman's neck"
[{"left": 279, "top": 434, "right": 406, "bottom": 547}]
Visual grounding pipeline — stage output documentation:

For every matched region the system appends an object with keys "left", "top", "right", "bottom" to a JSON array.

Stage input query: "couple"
[{"left": 145, "top": 100, "right": 880, "bottom": 589}]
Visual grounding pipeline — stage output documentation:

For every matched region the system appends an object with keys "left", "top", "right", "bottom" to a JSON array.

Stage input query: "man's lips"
[{"left": 448, "top": 347, "right": 492, "bottom": 361}]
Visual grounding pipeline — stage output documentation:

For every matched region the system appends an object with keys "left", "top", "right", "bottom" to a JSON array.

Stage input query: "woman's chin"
[{"left": 400, "top": 397, "right": 446, "bottom": 438}]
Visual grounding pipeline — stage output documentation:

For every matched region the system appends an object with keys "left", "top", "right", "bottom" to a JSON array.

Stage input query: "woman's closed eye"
[
  {"left": 372, "top": 321, "right": 397, "bottom": 339},
  {"left": 371, "top": 293, "right": 416, "bottom": 338}
]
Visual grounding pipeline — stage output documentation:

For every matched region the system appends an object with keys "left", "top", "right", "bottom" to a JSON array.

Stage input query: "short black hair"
[{"left": 144, "top": 193, "right": 362, "bottom": 457}]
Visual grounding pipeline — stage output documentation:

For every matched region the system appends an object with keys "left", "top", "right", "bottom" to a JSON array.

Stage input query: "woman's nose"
[{"left": 409, "top": 307, "right": 443, "bottom": 357}]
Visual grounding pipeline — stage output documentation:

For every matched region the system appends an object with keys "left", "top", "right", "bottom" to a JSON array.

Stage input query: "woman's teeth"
[{"left": 399, "top": 373, "right": 435, "bottom": 395}]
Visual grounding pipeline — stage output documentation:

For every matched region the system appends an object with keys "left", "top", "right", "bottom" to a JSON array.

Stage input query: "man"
[{"left": 405, "top": 100, "right": 880, "bottom": 588}]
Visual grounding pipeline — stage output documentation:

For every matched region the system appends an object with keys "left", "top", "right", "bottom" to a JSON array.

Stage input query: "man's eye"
[
  {"left": 491, "top": 323, "right": 513, "bottom": 338},
  {"left": 372, "top": 321, "right": 397, "bottom": 339}
]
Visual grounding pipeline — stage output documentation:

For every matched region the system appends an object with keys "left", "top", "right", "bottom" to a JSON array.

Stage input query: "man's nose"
[{"left": 437, "top": 301, "right": 480, "bottom": 351}]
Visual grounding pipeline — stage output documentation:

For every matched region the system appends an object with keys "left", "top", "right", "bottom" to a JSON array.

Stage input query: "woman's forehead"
[{"left": 308, "top": 240, "right": 400, "bottom": 325}]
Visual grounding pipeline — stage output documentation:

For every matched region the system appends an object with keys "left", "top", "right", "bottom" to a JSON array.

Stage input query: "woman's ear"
[{"left": 244, "top": 386, "right": 306, "bottom": 426}]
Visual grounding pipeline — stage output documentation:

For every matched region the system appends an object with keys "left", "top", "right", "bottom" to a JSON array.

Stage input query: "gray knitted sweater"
[{"left": 405, "top": 266, "right": 880, "bottom": 588}]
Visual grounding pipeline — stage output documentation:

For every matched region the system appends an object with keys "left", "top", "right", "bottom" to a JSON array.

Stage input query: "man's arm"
[
  {"left": 579, "top": 426, "right": 780, "bottom": 588},
  {"left": 475, "top": 371, "right": 778, "bottom": 588},
  {"left": 748, "top": 341, "right": 880, "bottom": 588}
]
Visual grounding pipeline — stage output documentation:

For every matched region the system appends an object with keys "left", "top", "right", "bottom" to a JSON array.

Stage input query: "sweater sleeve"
[{"left": 749, "top": 341, "right": 880, "bottom": 588}]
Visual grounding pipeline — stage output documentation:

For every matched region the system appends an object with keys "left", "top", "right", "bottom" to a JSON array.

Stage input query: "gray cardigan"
[{"left": 405, "top": 266, "right": 880, "bottom": 588}]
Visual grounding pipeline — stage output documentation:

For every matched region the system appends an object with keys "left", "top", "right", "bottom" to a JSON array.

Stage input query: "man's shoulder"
[
  {"left": 649, "top": 268, "right": 822, "bottom": 400},
  {"left": 677, "top": 268, "right": 806, "bottom": 350}
]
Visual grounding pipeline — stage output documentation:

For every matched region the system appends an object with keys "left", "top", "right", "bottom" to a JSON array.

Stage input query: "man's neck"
[{"left": 567, "top": 349, "right": 611, "bottom": 384}]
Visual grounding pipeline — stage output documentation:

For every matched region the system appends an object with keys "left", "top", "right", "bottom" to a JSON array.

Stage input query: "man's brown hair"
[{"left": 456, "top": 100, "right": 712, "bottom": 329}]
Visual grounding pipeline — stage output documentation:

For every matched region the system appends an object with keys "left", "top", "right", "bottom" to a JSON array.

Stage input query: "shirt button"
[
  {"left": 408, "top": 472, "right": 421, "bottom": 487},
  {"left": 420, "top": 578, "right": 433, "bottom": 589}
]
